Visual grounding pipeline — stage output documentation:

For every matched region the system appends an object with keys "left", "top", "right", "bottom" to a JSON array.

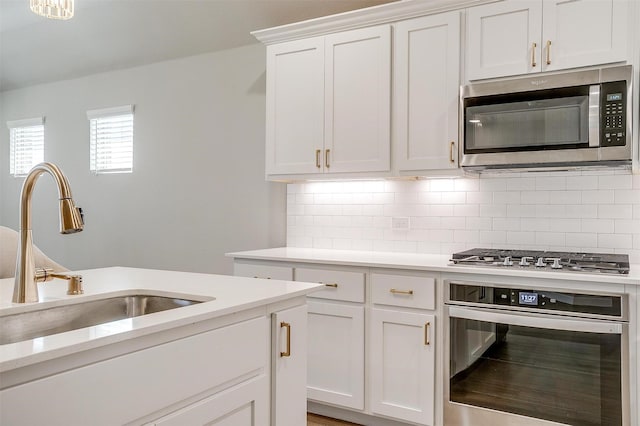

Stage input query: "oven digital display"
[
  {"left": 606, "top": 93, "right": 622, "bottom": 101},
  {"left": 519, "top": 292, "right": 538, "bottom": 306}
]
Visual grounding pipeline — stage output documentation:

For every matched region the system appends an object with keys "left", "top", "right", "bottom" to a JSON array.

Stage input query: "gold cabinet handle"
[
  {"left": 390, "top": 288, "right": 414, "bottom": 295},
  {"left": 315, "top": 149, "right": 321, "bottom": 169},
  {"left": 424, "top": 322, "right": 430, "bottom": 345},
  {"left": 324, "top": 283, "right": 338, "bottom": 288},
  {"left": 252, "top": 276, "right": 271, "bottom": 279},
  {"left": 531, "top": 42, "right": 537, "bottom": 67},
  {"left": 546, "top": 40, "right": 551, "bottom": 65},
  {"left": 280, "top": 322, "right": 291, "bottom": 357},
  {"left": 325, "top": 149, "right": 330, "bottom": 169},
  {"left": 449, "top": 141, "right": 455, "bottom": 164}
]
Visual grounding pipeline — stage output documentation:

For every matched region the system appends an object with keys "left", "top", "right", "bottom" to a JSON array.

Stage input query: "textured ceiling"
[{"left": 0, "top": 0, "right": 397, "bottom": 91}]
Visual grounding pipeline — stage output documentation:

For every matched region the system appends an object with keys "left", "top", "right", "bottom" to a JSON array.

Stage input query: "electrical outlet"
[{"left": 391, "top": 216, "right": 410, "bottom": 230}]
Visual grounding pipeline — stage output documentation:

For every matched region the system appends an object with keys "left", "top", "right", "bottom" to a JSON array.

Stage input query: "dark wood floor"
[
  {"left": 307, "top": 413, "right": 361, "bottom": 426},
  {"left": 450, "top": 325, "right": 621, "bottom": 426}
]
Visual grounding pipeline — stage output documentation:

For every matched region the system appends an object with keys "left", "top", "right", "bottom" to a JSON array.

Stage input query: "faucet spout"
[{"left": 12, "top": 162, "right": 83, "bottom": 303}]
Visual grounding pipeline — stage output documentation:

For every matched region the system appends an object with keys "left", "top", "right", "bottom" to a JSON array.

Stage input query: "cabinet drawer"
[
  {"left": 234, "top": 263, "right": 293, "bottom": 281},
  {"left": 371, "top": 273, "right": 435, "bottom": 310},
  {"left": 295, "top": 268, "right": 365, "bottom": 303}
]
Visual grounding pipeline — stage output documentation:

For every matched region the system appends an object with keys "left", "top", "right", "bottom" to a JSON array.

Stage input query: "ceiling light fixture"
[{"left": 30, "top": 0, "right": 74, "bottom": 20}]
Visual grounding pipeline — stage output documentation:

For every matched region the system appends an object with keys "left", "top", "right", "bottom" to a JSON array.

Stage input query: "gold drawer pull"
[
  {"left": 280, "top": 322, "right": 291, "bottom": 357},
  {"left": 390, "top": 288, "right": 414, "bottom": 295},
  {"left": 315, "top": 149, "right": 321, "bottom": 169},
  {"left": 449, "top": 141, "right": 455, "bottom": 164},
  {"left": 546, "top": 40, "right": 551, "bottom": 65},
  {"left": 531, "top": 42, "right": 537, "bottom": 67},
  {"left": 424, "top": 322, "right": 430, "bottom": 345},
  {"left": 252, "top": 276, "right": 271, "bottom": 279},
  {"left": 325, "top": 149, "right": 330, "bottom": 169},
  {"left": 324, "top": 283, "right": 338, "bottom": 288}
]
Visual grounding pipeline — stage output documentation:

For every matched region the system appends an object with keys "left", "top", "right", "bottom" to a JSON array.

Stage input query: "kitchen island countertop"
[{"left": 0, "top": 266, "right": 321, "bottom": 372}]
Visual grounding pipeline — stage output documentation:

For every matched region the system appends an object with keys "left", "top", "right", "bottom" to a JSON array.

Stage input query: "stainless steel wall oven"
[{"left": 445, "top": 280, "right": 629, "bottom": 426}]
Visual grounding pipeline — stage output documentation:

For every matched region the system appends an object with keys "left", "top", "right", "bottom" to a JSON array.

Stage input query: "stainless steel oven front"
[{"left": 444, "top": 280, "right": 629, "bottom": 426}]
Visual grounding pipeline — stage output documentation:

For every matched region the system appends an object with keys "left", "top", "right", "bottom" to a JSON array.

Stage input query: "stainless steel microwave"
[{"left": 461, "top": 65, "right": 632, "bottom": 171}]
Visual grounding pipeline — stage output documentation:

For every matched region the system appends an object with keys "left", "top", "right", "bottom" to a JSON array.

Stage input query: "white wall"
[
  {"left": 287, "top": 171, "right": 640, "bottom": 263},
  {"left": 0, "top": 44, "right": 286, "bottom": 274}
]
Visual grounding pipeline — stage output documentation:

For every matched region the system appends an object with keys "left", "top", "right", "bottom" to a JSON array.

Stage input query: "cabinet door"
[
  {"left": 542, "top": 0, "right": 628, "bottom": 72},
  {"left": 150, "top": 375, "right": 268, "bottom": 426},
  {"left": 307, "top": 300, "right": 365, "bottom": 410},
  {"left": 467, "top": 0, "right": 542, "bottom": 80},
  {"left": 324, "top": 25, "right": 391, "bottom": 173},
  {"left": 370, "top": 309, "right": 435, "bottom": 425},
  {"left": 272, "top": 304, "right": 308, "bottom": 426},
  {"left": 266, "top": 38, "right": 324, "bottom": 175},
  {"left": 394, "top": 12, "right": 460, "bottom": 171}
]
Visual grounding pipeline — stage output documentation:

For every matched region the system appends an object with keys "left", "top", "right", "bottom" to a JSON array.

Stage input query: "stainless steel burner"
[{"left": 450, "top": 248, "right": 630, "bottom": 274}]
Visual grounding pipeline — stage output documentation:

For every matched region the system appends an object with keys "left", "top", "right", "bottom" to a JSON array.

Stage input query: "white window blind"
[
  {"left": 87, "top": 105, "right": 134, "bottom": 174},
  {"left": 7, "top": 117, "right": 45, "bottom": 177}
]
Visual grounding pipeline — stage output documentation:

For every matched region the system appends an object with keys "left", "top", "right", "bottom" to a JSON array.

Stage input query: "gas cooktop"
[{"left": 450, "top": 248, "right": 630, "bottom": 275}]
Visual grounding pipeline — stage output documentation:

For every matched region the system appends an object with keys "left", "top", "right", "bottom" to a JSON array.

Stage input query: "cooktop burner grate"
[{"left": 450, "top": 248, "right": 630, "bottom": 274}]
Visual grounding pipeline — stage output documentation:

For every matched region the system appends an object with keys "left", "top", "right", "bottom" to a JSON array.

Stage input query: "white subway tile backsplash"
[
  {"left": 506, "top": 231, "right": 536, "bottom": 245},
  {"left": 582, "top": 190, "right": 614, "bottom": 204},
  {"left": 567, "top": 175, "right": 598, "bottom": 190},
  {"left": 493, "top": 191, "right": 521, "bottom": 204},
  {"left": 565, "top": 204, "right": 598, "bottom": 218},
  {"left": 536, "top": 176, "right": 566, "bottom": 191},
  {"left": 521, "top": 191, "right": 549, "bottom": 204},
  {"left": 442, "top": 217, "right": 466, "bottom": 230},
  {"left": 614, "top": 189, "right": 640, "bottom": 204},
  {"left": 454, "top": 204, "right": 480, "bottom": 217},
  {"left": 442, "top": 191, "right": 466, "bottom": 204},
  {"left": 536, "top": 232, "right": 565, "bottom": 246},
  {"left": 598, "top": 234, "right": 632, "bottom": 249},
  {"left": 598, "top": 175, "right": 632, "bottom": 190},
  {"left": 287, "top": 173, "right": 639, "bottom": 256},
  {"left": 581, "top": 219, "right": 615, "bottom": 233},
  {"left": 598, "top": 204, "right": 633, "bottom": 219},
  {"left": 548, "top": 191, "right": 581, "bottom": 205},
  {"left": 506, "top": 177, "right": 535, "bottom": 191},
  {"left": 566, "top": 232, "right": 597, "bottom": 248}
]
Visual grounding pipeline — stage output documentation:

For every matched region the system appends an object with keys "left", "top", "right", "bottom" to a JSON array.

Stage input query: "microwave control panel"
[{"left": 601, "top": 81, "right": 626, "bottom": 147}]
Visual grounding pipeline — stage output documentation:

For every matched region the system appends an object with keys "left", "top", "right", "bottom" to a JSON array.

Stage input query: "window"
[
  {"left": 87, "top": 105, "right": 134, "bottom": 174},
  {"left": 7, "top": 117, "right": 45, "bottom": 177}
]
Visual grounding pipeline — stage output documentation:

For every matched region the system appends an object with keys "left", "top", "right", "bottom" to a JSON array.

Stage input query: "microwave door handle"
[
  {"left": 447, "top": 306, "right": 622, "bottom": 334},
  {"left": 589, "top": 85, "right": 600, "bottom": 147}
]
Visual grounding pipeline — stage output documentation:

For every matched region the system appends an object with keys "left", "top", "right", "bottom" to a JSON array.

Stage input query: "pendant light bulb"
[{"left": 30, "top": 0, "right": 74, "bottom": 20}]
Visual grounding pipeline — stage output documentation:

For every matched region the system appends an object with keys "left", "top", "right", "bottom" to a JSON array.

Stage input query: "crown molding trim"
[{"left": 251, "top": 0, "right": 499, "bottom": 44}]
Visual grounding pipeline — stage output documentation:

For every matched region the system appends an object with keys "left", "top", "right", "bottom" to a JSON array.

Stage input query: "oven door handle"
[{"left": 447, "top": 306, "right": 623, "bottom": 334}]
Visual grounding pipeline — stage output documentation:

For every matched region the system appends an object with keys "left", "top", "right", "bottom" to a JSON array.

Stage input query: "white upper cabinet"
[
  {"left": 393, "top": 12, "right": 461, "bottom": 172},
  {"left": 264, "top": 26, "right": 391, "bottom": 178},
  {"left": 265, "top": 38, "right": 324, "bottom": 175},
  {"left": 324, "top": 26, "right": 391, "bottom": 173},
  {"left": 541, "top": 0, "right": 628, "bottom": 72},
  {"left": 467, "top": 0, "right": 629, "bottom": 80}
]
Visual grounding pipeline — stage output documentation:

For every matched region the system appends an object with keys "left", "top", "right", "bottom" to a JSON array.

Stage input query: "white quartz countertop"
[
  {"left": 0, "top": 267, "right": 321, "bottom": 372},
  {"left": 227, "top": 247, "right": 640, "bottom": 286}
]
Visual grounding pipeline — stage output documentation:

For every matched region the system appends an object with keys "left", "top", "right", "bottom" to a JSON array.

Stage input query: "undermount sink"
[{"left": 1, "top": 295, "right": 203, "bottom": 345}]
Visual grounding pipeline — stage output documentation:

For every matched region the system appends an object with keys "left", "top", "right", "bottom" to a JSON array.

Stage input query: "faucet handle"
[
  {"left": 35, "top": 267, "right": 55, "bottom": 282},
  {"left": 34, "top": 268, "right": 84, "bottom": 295}
]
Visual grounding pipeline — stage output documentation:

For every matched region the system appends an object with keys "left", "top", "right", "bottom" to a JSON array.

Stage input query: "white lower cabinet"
[
  {"left": 307, "top": 299, "right": 365, "bottom": 410},
  {"left": 272, "top": 304, "right": 308, "bottom": 426},
  {"left": 370, "top": 308, "right": 436, "bottom": 425},
  {"left": 1, "top": 317, "right": 270, "bottom": 426},
  {"left": 149, "top": 375, "right": 269, "bottom": 426}
]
